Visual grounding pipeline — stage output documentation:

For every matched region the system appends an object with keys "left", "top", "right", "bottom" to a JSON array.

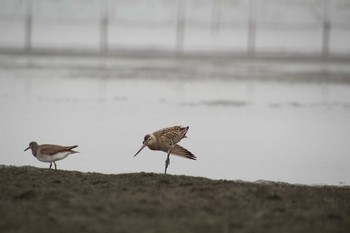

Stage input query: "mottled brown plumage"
[{"left": 134, "top": 126, "right": 196, "bottom": 174}]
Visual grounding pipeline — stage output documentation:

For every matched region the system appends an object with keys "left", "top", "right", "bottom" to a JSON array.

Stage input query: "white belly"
[{"left": 37, "top": 152, "right": 72, "bottom": 163}]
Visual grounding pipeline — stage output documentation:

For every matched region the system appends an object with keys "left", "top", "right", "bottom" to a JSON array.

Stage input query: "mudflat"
[{"left": 0, "top": 165, "right": 349, "bottom": 233}]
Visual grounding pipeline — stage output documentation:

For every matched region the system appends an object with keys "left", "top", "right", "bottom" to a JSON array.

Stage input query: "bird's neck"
[
  {"left": 31, "top": 146, "right": 38, "bottom": 157},
  {"left": 148, "top": 143, "right": 157, "bottom": 150}
]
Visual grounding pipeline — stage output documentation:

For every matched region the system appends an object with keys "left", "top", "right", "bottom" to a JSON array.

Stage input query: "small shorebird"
[
  {"left": 133, "top": 126, "right": 196, "bottom": 174},
  {"left": 24, "top": 141, "right": 79, "bottom": 170}
]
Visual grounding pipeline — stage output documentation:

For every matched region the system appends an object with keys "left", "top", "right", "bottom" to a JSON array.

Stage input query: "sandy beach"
[{"left": 0, "top": 165, "right": 349, "bottom": 233}]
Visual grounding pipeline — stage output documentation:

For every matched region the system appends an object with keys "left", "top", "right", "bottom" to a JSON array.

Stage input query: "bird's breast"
[
  {"left": 148, "top": 143, "right": 170, "bottom": 153},
  {"left": 37, "top": 152, "right": 72, "bottom": 162},
  {"left": 147, "top": 144, "right": 158, "bottom": 151}
]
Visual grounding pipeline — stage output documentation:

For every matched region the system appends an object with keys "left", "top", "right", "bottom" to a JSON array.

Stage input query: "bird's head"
[
  {"left": 24, "top": 141, "right": 39, "bottom": 156},
  {"left": 133, "top": 134, "right": 155, "bottom": 157}
]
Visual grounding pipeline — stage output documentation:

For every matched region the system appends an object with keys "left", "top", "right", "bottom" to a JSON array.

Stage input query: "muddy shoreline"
[{"left": 0, "top": 165, "right": 349, "bottom": 233}]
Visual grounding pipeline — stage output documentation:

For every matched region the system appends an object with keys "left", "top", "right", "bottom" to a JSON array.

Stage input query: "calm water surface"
[{"left": 1, "top": 54, "right": 350, "bottom": 185}]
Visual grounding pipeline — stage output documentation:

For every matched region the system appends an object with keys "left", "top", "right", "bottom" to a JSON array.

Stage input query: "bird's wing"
[
  {"left": 40, "top": 145, "right": 78, "bottom": 156},
  {"left": 170, "top": 144, "right": 196, "bottom": 160},
  {"left": 155, "top": 126, "right": 189, "bottom": 146}
]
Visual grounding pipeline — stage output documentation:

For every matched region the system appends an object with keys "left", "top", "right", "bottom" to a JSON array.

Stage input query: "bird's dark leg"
[
  {"left": 54, "top": 162, "right": 57, "bottom": 170},
  {"left": 164, "top": 153, "right": 170, "bottom": 174},
  {"left": 165, "top": 148, "right": 172, "bottom": 174},
  {"left": 49, "top": 162, "right": 52, "bottom": 169}
]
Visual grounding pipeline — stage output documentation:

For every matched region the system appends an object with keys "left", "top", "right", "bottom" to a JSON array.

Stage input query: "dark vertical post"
[
  {"left": 211, "top": 0, "right": 221, "bottom": 34},
  {"left": 322, "top": 0, "right": 330, "bottom": 57},
  {"left": 100, "top": 0, "right": 108, "bottom": 53},
  {"left": 247, "top": 0, "right": 256, "bottom": 56},
  {"left": 176, "top": 0, "right": 186, "bottom": 54},
  {"left": 25, "top": 0, "right": 33, "bottom": 52}
]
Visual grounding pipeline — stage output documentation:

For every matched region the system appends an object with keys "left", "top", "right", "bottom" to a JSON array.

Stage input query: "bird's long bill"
[
  {"left": 24, "top": 147, "right": 30, "bottom": 152},
  {"left": 134, "top": 144, "right": 147, "bottom": 157}
]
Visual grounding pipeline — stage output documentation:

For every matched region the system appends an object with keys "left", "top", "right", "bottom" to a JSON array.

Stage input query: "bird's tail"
[
  {"left": 171, "top": 144, "right": 196, "bottom": 160},
  {"left": 68, "top": 145, "right": 79, "bottom": 154}
]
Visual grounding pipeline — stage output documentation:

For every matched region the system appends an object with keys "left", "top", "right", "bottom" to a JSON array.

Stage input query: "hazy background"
[{"left": 0, "top": 0, "right": 350, "bottom": 185}]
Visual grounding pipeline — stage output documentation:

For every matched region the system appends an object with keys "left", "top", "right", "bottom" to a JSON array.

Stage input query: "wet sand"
[{"left": 0, "top": 165, "right": 349, "bottom": 233}]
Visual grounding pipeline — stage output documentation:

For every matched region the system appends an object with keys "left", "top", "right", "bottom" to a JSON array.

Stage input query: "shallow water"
[{"left": 1, "top": 54, "right": 350, "bottom": 185}]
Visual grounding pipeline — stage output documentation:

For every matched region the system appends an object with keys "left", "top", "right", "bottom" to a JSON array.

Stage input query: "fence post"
[
  {"left": 211, "top": 0, "right": 221, "bottom": 34},
  {"left": 100, "top": 0, "right": 108, "bottom": 53},
  {"left": 176, "top": 0, "right": 186, "bottom": 54},
  {"left": 247, "top": 0, "right": 256, "bottom": 56},
  {"left": 24, "top": 0, "right": 33, "bottom": 52},
  {"left": 322, "top": 0, "right": 330, "bottom": 57}
]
